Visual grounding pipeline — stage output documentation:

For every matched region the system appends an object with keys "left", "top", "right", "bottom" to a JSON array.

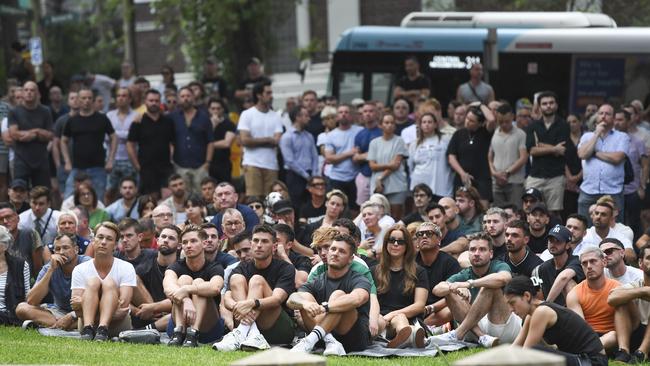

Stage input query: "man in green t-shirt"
[{"left": 432, "top": 232, "right": 520, "bottom": 348}]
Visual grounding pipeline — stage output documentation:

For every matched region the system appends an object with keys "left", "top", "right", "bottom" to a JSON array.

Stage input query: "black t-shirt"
[
  {"left": 289, "top": 250, "right": 312, "bottom": 273},
  {"left": 211, "top": 119, "right": 236, "bottom": 167},
  {"left": 37, "top": 79, "right": 63, "bottom": 105},
  {"left": 537, "top": 255, "right": 585, "bottom": 306},
  {"left": 136, "top": 256, "right": 167, "bottom": 302},
  {"left": 230, "top": 258, "right": 295, "bottom": 296},
  {"left": 372, "top": 265, "right": 429, "bottom": 316},
  {"left": 525, "top": 116, "right": 570, "bottom": 178},
  {"left": 238, "top": 76, "right": 271, "bottom": 95},
  {"left": 528, "top": 228, "right": 550, "bottom": 254},
  {"left": 300, "top": 268, "right": 371, "bottom": 320},
  {"left": 395, "top": 118, "right": 414, "bottom": 137},
  {"left": 402, "top": 211, "right": 425, "bottom": 227},
  {"left": 168, "top": 257, "right": 224, "bottom": 281},
  {"left": 416, "top": 251, "right": 461, "bottom": 304},
  {"left": 504, "top": 248, "right": 543, "bottom": 277},
  {"left": 441, "top": 229, "right": 463, "bottom": 248},
  {"left": 541, "top": 301, "right": 604, "bottom": 357},
  {"left": 306, "top": 113, "right": 324, "bottom": 144},
  {"left": 396, "top": 75, "right": 431, "bottom": 93},
  {"left": 127, "top": 113, "right": 175, "bottom": 167},
  {"left": 298, "top": 218, "right": 323, "bottom": 246},
  {"left": 447, "top": 126, "right": 493, "bottom": 185},
  {"left": 63, "top": 112, "right": 115, "bottom": 169},
  {"left": 492, "top": 243, "right": 507, "bottom": 261},
  {"left": 202, "top": 76, "right": 229, "bottom": 99},
  {"left": 116, "top": 248, "right": 158, "bottom": 269},
  {"left": 298, "top": 201, "right": 325, "bottom": 225},
  {"left": 8, "top": 105, "right": 54, "bottom": 167}
]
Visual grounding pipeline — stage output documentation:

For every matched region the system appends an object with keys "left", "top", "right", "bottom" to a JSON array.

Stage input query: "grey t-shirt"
[
  {"left": 8, "top": 105, "right": 53, "bottom": 167},
  {"left": 367, "top": 135, "right": 408, "bottom": 194},
  {"left": 489, "top": 126, "right": 527, "bottom": 184},
  {"left": 458, "top": 81, "right": 494, "bottom": 104},
  {"left": 300, "top": 268, "right": 371, "bottom": 320}
]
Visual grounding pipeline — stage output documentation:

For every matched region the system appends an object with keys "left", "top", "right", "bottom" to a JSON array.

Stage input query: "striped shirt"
[{"left": 0, "top": 261, "right": 31, "bottom": 312}]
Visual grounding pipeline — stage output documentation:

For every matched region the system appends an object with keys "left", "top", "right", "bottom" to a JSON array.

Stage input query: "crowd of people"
[{"left": 2, "top": 54, "right": 650, "bottom": 365}]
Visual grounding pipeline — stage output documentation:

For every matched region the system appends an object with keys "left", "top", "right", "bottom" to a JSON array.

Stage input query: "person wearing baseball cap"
[
  {"left": 521, "top": 188, "right": 543, "bottom": 213},
  {"left": 526, "top": 203, "right": 551, "bottom": 254},
  {"left": 8, "top": 179, "right": 30, "bottom": 214},
  {"left": 534, "top": 224, "right": 585, "bottom": 307},
  {"left": 234, "top": 56, "right": 270, "bottom": 103},
  {"left": 599, "top": 238, "right": 642, "bottom": 285}
]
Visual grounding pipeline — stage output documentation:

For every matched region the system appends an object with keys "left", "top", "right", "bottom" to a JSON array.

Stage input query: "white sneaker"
[
  {"left": 436, "top": 329, "right": 458, "bottom": 342},
  {"left": 323, "top": 337, "right": 346, "bottom": 356},
  {"left": 212, "top": 329, "right": 245, "bottom": 351},
  {"left": 478, "top": 334, "right": 499, "bottom": 348},
  {"left": 240, "top": 333, "right": 271, "bottom": 351},
  {"left": 290, "top": 337, "right": 316, "bottom": 353},
  {"left": 21, "top": 320, "right": 38, "bottom": 330}
]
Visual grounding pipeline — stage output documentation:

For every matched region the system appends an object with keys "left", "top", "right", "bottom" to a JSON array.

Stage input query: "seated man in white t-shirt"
[
  {"left": 71, "top": 222, "right": 136, "bottom": 341},
  {"left": 600, "top": 238, "right": 643, "bottom": 285},
  {"left": 582, "top": 201, "right": 636, "bottom": 263}
]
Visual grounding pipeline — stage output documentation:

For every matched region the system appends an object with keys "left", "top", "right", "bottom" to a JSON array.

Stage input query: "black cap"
[
  {"left": 547, "top": 224, "right": 572, "bottom": 243},
  {"left": 529, "top": 202, "right": 549, "bottom": 216},
  {"left": 522, "top": 188, "right": 543, "bottom": 202},
  {"left": 248, "top": 57, "right": 262, "bottom": 65},
  {"left": 9, "top": 179, "right": 27, "bottom": 190},
  {"left": 272, "top": 200, "right": 293, "bottom": 215}
]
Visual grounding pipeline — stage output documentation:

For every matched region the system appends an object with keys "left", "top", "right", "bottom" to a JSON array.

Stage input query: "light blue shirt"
[
  {"left": 279, "top": 126, "right": 320, "bottom": 179},
  {"left": 579, "top": 129, "right": 630, "bottom": 194},
  {"left": 324, "top": 125, "right": 362, "bottom": 181},
  {"left": 105, "top": 198, "right": 140, "bottom": 223}
]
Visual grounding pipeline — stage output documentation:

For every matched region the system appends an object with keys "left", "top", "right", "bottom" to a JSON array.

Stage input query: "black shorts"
[
  {"left": 333, "top": 316, "right": 370, "bottom": 353},
  {"left": 139, "top": 165, "right": 173, "bottom": 194}
]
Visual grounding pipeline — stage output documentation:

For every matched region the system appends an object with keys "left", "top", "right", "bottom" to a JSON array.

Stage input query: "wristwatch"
[
  {"left": 467, "top": 279, "right": 475, "bottom": 289},
  {"left": 253, "top": 299, "right": 261, "bottom": 309},
  {"left": 321, "top": 302, "right": 329, "bottom": 313}
]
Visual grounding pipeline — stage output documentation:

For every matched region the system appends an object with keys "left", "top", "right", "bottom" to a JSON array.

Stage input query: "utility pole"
[{"left": 122, "top": 0, "right": 136, "bottom": 69}]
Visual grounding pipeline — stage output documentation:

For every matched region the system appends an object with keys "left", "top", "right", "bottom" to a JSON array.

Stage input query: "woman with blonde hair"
[{"left": 372, "top": 224, "right": 427, "bottom": 348}]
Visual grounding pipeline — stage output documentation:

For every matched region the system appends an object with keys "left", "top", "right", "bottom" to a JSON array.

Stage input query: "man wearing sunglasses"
[{"left": 600, "top": 238, "right": 642, "bottom": 285}]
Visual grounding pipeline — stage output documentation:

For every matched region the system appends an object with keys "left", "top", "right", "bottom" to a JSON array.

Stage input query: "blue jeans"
[
  {"left": 577, "top": 190, "right": 624, "bottom": 225},
  {"left": 64, "top": 167, "right": 107, "bottom": 200}
]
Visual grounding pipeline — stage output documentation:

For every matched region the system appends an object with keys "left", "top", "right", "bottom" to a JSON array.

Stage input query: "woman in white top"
[{"left": 408, "top": 112, "right": 454, "bottom": 197}]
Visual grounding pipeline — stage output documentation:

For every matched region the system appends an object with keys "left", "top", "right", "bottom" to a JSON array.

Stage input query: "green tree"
[{"left": 152, "top": 0, "right": 287, "bottom": 84}]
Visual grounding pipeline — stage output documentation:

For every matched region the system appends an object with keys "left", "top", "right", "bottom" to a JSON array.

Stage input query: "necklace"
[
  {"left": 468, "top": 132, "right": 475, "bottom": 145},
  {"left": 390, "top": 266, "right": 403, "bottom": 271}
]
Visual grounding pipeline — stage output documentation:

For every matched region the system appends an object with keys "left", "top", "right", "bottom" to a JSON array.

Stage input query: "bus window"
[
  {"left": 338, "top": 72, "right": 363, "bottom": 103},
  {"left": 371, "top": 73, "right": 393, "bottom": 105}
]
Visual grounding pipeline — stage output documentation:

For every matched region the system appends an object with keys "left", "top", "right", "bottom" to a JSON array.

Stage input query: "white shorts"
[{"left": 478, "top": 312, "right": 522, "bottom": 343}]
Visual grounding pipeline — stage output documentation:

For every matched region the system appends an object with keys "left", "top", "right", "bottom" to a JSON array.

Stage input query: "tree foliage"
[{"left": 152, "top": 0, "right": 283, "bottom": 84}]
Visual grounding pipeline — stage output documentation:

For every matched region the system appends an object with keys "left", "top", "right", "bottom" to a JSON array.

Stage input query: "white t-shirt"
[
  {"left": 582, "top": 226, "right": 632, "bottom": 249},
  {"left": 71, "top": 258, "right": 137, "bottom": 290},
  {"left": 237, "top": 106, "right": 284, "bottom": 170},
  {"left": 605, "top": 266, "right": 643, "bottom": 285},
  {"left": 623, "top": 279, "right": 650, "bottom": 325}
]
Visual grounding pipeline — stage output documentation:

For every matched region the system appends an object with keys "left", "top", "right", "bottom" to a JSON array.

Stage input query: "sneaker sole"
[
  {"left": 414, "top": 327, "right": 426, "bottom": 348},
  {"left": 387, "top": 327, "right": 412, "bottom": 349},
  {"left": 240, "top": 344, "right": 270, "bottom": 352}
]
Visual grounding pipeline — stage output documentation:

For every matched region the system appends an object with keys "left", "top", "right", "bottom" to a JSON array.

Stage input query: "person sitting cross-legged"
[
  {"left": 70, "top": 222, "right": 136, "bottom": 341},
  {"left": 289, "top": 234, "right": 372, "bottom": 355},
  {"left": 213, "top": 224, "right": 296, "bottom": 351},
  {"left": 16, "top": 233, "right": 90, "bottom": 329},
  {"left": 163, "top": 225, "right": 225, "bottom": 347},
  {"left": 432, "top": 231, "right": 520, "bottom": 347}
]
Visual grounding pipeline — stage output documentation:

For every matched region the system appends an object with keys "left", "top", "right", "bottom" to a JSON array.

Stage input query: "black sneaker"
[
  {"left": 168, "top": 331, "right": 185, "bottom": 346},
  {"left": 80, "top": 325, "right": 95, "bottom": 341},
  {"left": 614, "top": 349, "right": 632, "bottom": 363},
  {"left": 632, "top": 350, "right": 646, "bottom": 364},
  {"left": 94, "top": 326, "right": 109, "bottom": 342},
  {"left": 182, "top": 329, "right": 198, "bottom": 348}
]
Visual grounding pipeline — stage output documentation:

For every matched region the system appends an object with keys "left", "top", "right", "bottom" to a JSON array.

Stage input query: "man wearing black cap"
[
  {"left": 521, "top": 187, "right": 543, "bottom": 213},
  {"left": 234, "top": 57, "right": 270, "bottom": 104},
  {"left": 8, "top": 179, "right": 30, "bottom": 214},
  {"left": 526, "top": 203, "right": 552, "bottom": 254},
  {"left": 533, "top": 224, "right": 585, "bottom": 306},
  {"left": 271, "top": 200, "right": 310, "bottom": 257},
  {"left": 201, "top": 57, "right": 229, "bottom": 101}
]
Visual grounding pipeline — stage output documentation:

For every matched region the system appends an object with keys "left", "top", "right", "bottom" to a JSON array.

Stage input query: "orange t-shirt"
[{"left": 576, "top": 278, "right": 620, "bottom": 334}]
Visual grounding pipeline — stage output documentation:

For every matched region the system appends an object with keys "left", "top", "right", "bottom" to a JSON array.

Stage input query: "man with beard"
[
  {"left": 438, "top": 197, "right": 464, "bottom": 234},
  {"left": 401, "top": 184, "right": 434, "bottom": 226},
  {"left": 289, "top": 234, "right": 372, "bottom": 355},
  {"left": 414, "top": 222, "right": 461, "bottom": 327},
  {"left": 105, "top": 177, "right": 139, "bottom": 222},
  {"left": 600, "top": 238, "right": 642, "bottom": 285},
  {"left": 482, "top": 208, "right": 508, "bottom": 260},
  {"left": 164, "top": 225, "right": 224, "bottom": 347},
  {"left": 534, "top": 225, "right": 584, "bottom": 306},
  {"left": 131, "top": 225, "right": 181, "bottom": 331},
  {"left": 582, "top": 201, "right": 636, "bottom": 263},
  {"left": 16, "top": 233, "right": 90, "bottom": 329},
  {"left": 427, "top": 203, "right": 465, "bottom": 254},
  {"left": 525, "top": 91, "right": 570, "bottom": 217},
  {"left": 526, "top": 203, "right": 552, "bottom": 254},
  {"left": 433, "top": 232, "right": 519, "bottom": 348},
  {"left": 169, "top": 87, "right": 214, "bottom": 193},
  {"left": 116, "top": 218, "right": 157, "bottom": 268},
  {"left": 71, "top": 222, "right": 136, "bottom": 341},
  {"left": 160, "top": 174, "right": 188, "bottom": 225},
  {"left": 324, "top": 104, "right": 363, "bottom": 211},
  {"left": 567, "top": 247, "right": 641, "bottom": 362},
  {"left": 539, "top": 214, "right": 590, "bottom": 261},
  {"left": 608, "top": 244, "right": 650, "bottom": 363},
  {"left": 200, "top": 223, "right": 237, "bottom": 268},
  {"left": 503, "top": 220, "right": 542, "bottom": 277},
  {"left": 127, "top": 89, "right": 175, "bottom": 199},
  {"left": 214, "top": 224, "right": 295, "bottom": 351}
]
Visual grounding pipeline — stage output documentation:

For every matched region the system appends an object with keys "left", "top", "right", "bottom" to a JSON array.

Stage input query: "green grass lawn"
[{"left": 0, "top": 326, "right": 481, "bottom": 365}]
